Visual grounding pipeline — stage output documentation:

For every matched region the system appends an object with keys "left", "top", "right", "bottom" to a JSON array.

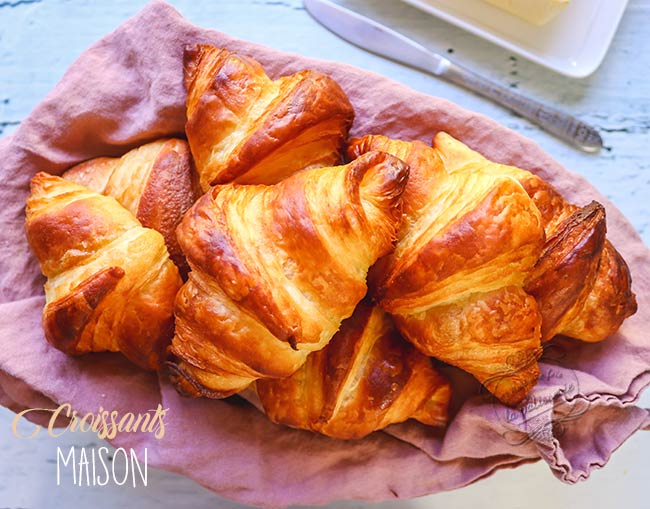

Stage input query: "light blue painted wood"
[{"left": 0, "top": 1, "right": 648, "bottom": 508}]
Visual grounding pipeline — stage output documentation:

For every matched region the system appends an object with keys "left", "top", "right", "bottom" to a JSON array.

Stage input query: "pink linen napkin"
[{"left": 0, "top": 1, "right": 649, "bottom": 507}]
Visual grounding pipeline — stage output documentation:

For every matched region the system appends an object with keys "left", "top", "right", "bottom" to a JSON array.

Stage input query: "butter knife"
[{"left": 303, "top": 0, "right": 603, "bottom": 153}]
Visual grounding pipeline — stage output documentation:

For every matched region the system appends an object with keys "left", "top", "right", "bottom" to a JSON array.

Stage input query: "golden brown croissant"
[
  {"left": 348, "top": 134, "right": 546, "bottom": 405},
  {"left": 62, "top": 138, "right": 199, "bottom": 277},
  {"left": 168, "top": 151, "right": 409, "bottom": 398},
  {"left": 432, "top": 133, "right": 637, "bottom": 342},
  {"left": 184, "top": 44, "right": 355, "bottom": 191},
  {"left": 256, "top": 303, "right": 451, "bottom": 439},
  {"left": 25, "top": 173, "right": 183, "bottom": 370}
]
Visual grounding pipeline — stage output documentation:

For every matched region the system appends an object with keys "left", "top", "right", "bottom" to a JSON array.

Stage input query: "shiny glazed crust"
[
  {"left": 349, "top": 133, "right": 546, "bottom": 405},
  {"left": 25, "top": 173, "right": 183, "bottom": 370},
  {"left": 183, "top": 44, "right": 355, "bottom": 191},
  {"left": 349, "top": 132, "right": 637, "bottom": 405},
  {"left": 256, "top": 303, "right": 451, "bottom": 439},
  {"left": 168, "top": 151, "right": 409, "bottom": 397},
  {"left": 431, "top": 132, "right": 637, "bottom": 342},
  {"left": 63, "top": 138, "right": 200, "bottom": 277}
]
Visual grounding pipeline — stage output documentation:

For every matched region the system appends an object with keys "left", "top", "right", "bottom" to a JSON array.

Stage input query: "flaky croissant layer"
[
  {"left": 184, "top": 44, "right": 355, "bottom": 190},
  {"left": 25, "top": 173, "right": 183, "bottom": 370},
  {"left": 63, "top": 138, "right": 200, "bottom": 277},
  {"left": 168, "top": 151, "right": 410, "bottom": 398},
  {"left": 348, "top": 132, "right": 637, "bottom": 406},
  {"left": 256, "top": 303, "right": 451, "bottom": 440},
  {"left": 432, "top": 132, "right": 637, "bottom": 342},
  {"left": 349, "top": 133, "right": 546, "bottom": 406}
]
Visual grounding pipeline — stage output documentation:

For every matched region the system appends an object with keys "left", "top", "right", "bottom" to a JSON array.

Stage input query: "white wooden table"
[{"left": 1, "top": 1, "right": 648, "bottom": 508}]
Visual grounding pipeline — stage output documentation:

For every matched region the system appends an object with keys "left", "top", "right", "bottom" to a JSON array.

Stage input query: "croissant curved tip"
[
  {"left": 346, "top": 135, "right": 372, "bottom": 162},
  {"left": 29, "top": 172, "right": 58, "bottom": 195},
  {"left": 574, "top": 200, "right": 605, "bottom": 222},
  {"left": 525, "top": 200, "right": 609, "bottom": 341},
  {"left": 354, "top": 150, "right": 410, "bottom": 208},
  {"left": 31, "top": 171, "right": 54, "bottom": 181},
  {"left": 183, "top": 43, "right": 221, "bottom": 61},
  {"left": 550, "top": 200, "right": 607, "bottom": 256},
  {"left": 432, "top": 131, "right": 454, "bottom": 145},
  {"left": 183, "top": 43, "right": 224, "bottom": 91},
  {"left": 483, "top": 354, "right": 541, "bottom": 407},
  {"left": 412, "top": 377, "right": 451, "bottom": 427},
  {"left": 43, "top": 266, "right": 125, "bottom": 355},
  {"left": 165, "top": 358, "right": 243, "bottom": 399}
]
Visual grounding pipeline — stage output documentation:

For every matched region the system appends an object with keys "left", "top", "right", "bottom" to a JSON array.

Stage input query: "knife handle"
[{"left": 440, "top": 61, "right": 603, "bottom": 153}]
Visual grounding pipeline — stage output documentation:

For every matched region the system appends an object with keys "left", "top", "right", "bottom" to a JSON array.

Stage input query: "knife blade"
[{"left": 303, "top": 0, "right": 603, "bottom": 153}]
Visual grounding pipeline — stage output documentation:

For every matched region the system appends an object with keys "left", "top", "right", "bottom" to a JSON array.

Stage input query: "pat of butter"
[{"left": 482, "top": 0, "right": 570, "bottom": 25}]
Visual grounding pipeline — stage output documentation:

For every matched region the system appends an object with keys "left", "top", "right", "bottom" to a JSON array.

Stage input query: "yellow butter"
[{"left": 482, "top": 0, "right": 570, "bottom": 25}]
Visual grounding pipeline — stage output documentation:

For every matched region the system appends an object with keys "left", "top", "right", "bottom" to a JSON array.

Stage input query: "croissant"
[
  {"left": 184, "top": 44, "right": 355, "bottom": 191},
  {"left": 62, "top": 138, "right": 199, "bottom": 277},
  {"left": 348, "top": 134, "right": 546, "bottom": 405},
  {"left": 256, "top": 303, "right": 451, "bottom": 439},
  {"left": 25, "top": 173, "right": 183, "bottom": 370},
  {"left": 432, "top": 133, "right": 637, "bottom": 342},
  {"left": 168, "top": 151, "right": 409, "bottom": 398}
]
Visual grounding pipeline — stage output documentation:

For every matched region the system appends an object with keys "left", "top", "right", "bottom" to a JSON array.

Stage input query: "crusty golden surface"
[
  {"left": 168, "top": 151, "right": 409, "bottom": 398},
  {"left": 25, "top": 173, "right": 183, "bottom": 370},
  {"left": 256, "top": 303, "right": 451, "bottom": 439},
  {"left": 63, "top": 138, "right": 199, "bottom": 277},
  {"left": 349, "top": 132, "right": 637, "bottom": 405},
  {"left": 432, "top": 132, "right": 577, "bottom": 237},
  {"left": 183, "top": 44, "right": 355, "bottom": 191},
  {"left": 349, "top": 133, "right": 546, "bottom": 406},
  {"left": 432, "top": 133, "right": 637, "bottom": 342}
]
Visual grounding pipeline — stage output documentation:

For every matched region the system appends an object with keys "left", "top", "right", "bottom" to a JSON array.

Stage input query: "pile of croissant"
[{"left": 25, "top": 44, "right": 637, "bottom": 440}]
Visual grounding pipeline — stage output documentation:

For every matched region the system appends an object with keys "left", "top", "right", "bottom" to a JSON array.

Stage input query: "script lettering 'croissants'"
[
  {"left": 431, "top": 133, "right": 637, "bottom": 342},
  {"left": 349, "top": 134, "right": 546, "bottom": 406},
  {"left": 62, "top": 138, "right": 200, "bottom": 278},
  {"left": 168, "top": 151, "right": 410, "bottom": 398},
  {"left": 183, "top": 44, "right": 355, "bottom": 191},
  {"left": 256, "top": 303, "right": 451, "bottom": 439},
  {"left": 25, "top": 173, "right": 183, "bottom": 370}
]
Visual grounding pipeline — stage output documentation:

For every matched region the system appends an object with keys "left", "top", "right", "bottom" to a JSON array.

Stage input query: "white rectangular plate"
[{"left": 402, "top": 0, "right": 628, "bottom": 78}]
